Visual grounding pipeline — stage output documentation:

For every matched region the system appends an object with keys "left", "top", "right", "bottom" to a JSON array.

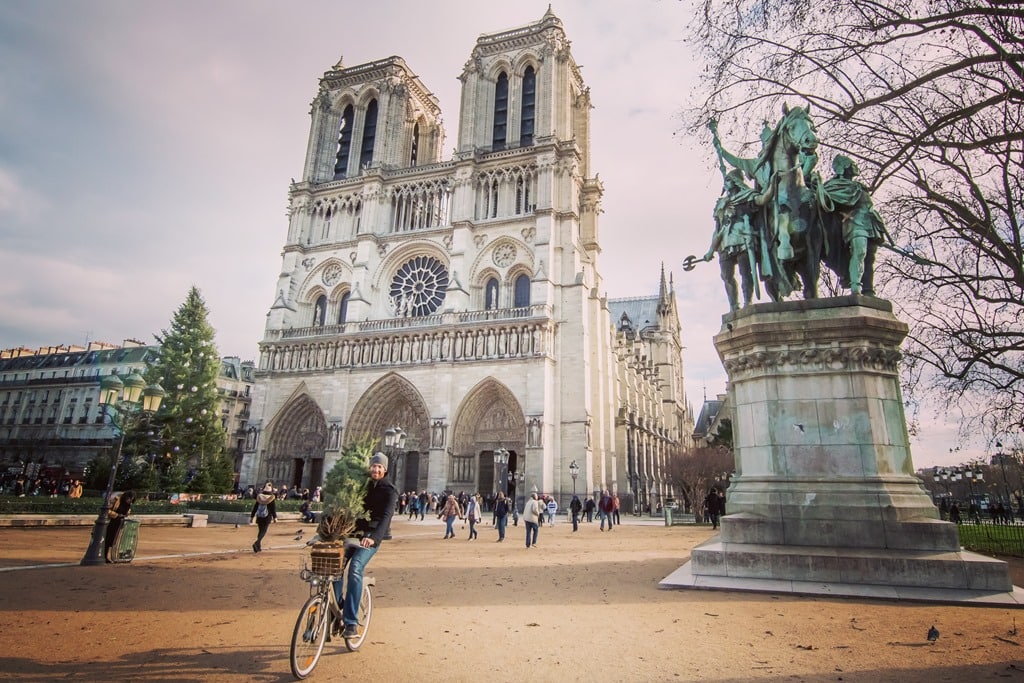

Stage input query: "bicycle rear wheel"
[
  {"left": 290, "top": 594, "right": 328, "bottom": 679},
  {"left": 344, "top": 584, "right": 372, "bottom": 652}
]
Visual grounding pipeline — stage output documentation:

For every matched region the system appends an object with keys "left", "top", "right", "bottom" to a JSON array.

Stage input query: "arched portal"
[
  {"left": 451, "top": 378, "right": 525, "bottom": 498},
  {"left": 347, "top": 373, "right": 430, "bottom": 492},
  {"left": 264, "top": 394, "right": 327, "bottom": 490}
]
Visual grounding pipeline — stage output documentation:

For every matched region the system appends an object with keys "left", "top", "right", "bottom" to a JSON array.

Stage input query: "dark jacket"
[
  {"left": 357, "top": 477, "right": 399, "bottom": 546},
  {"left": 250, "top": 493, "right": 277, "bottom": 523}
]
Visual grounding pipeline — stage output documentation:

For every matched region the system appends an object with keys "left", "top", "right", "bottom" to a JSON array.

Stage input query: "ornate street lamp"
[
  {"left": 382, "top": 426, "right": 406, "bottom": 485},
  {"left": 569, "top": 459, "right": 580, "bottom": 497},
  {"left": 81, "top": 372, "right": 165, "bottom": 566},
  {"left": 494, "top": 447, "right": 509, "bottom": 495}
]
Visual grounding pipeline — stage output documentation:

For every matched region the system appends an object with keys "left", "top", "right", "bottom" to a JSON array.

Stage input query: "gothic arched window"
[
  {"left": 492, "top": 72, "right": 508, "bottom": 151},
  {"left": 520, "top": 66, "right": 536, "bottom": 146},
  {"left": 514, "top": 274, "right": 531, "bottom": 308},
  {"left": 410, "top": 121, "right": 420, "bottom": 166},
  {"left": 485, "top": 278, "right": 499, "bottom": 310},
  {"left": 313, "top": 295, "right": 327, "bottom": 327},
  {"left": 334, "top": 105, "right": 354, "bottom": 179},
  {"left": 359, "top": 99, "right": 378, "bottom": 169},
  {"left": 338, "top": 292, "right": 351, "bottom": 324}
]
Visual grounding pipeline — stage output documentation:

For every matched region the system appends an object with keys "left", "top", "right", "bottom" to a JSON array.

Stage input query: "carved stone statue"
[
  {"left": 704, "top": 170, "right": 773, "bottom": 310},
  {"left": 700, "top": 107, "right": 890, "bottom": 309},
  {"left": 709, "top": 106, "right": 824, "bottom": 303},
  {"left": 818, "top": 155, "right": 888, "bottom": 296}
]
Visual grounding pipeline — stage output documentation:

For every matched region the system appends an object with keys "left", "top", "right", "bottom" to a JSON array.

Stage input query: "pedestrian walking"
[
  {"left": 466, "top": 493, "right": 482, "bottom": 540},
  {"left": 569, "top": 495, "right": 582, "bottom": 532},
  {"left": 250, "top": 482, "right": 277, "bottom": 553},
  {"left": 546, "top": 496, "right": 558, "bottom": 526},
  {"left": 493, "top": 491, "right": 510, "bottom": 542},
  {"left": 439, "top": 494, "right": 463, "bottom": 539},
  {"left": 523, "top": 492, "right": 544, "bottom": 548}
]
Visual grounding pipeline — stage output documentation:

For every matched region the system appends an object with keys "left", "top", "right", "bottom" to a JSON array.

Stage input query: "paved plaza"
[{"left": 1, "top": 515, "right": 1023, "bottom": 682}]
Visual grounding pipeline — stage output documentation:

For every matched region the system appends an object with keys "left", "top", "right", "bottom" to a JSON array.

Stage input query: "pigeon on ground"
[
  {"left": 927, "top": 625, "right": 940, "bottom": 642},
  {"left": 293, "top": 530, "right": 304, "bottom": 541}
]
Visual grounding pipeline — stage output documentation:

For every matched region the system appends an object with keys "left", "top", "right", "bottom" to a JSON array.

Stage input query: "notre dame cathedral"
[{"left": 240, "top": 9, "right": 694, "bottom": 512}]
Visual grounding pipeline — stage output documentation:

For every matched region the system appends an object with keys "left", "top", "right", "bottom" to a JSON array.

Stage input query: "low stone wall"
[
  {"left": 189, "top": 510, "right": 303, "bottom": 526},
  {"left": 0, "top": 514, "right": 207, "bottom": 528}
]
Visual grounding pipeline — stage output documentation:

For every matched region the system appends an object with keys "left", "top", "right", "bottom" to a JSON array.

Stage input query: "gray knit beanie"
[{"left": 369, "top": 452, "right": 388, "bottom": 470}]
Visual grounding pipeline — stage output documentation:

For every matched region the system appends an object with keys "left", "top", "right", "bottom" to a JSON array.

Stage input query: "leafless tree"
[
  {"left": 683, "top": 0, "right": 1024, "bottom": 441},
  {"left": 667, "top": 445, "right": 734, "bottom": 520}
]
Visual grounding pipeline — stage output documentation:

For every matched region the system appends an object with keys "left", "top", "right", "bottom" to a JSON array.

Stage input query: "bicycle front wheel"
[
  {"left": 344, "top": 584, "right": 372, "bottom": 652},
  {"left": 290, "top": 594, "right": 329, "bottom": 679}
]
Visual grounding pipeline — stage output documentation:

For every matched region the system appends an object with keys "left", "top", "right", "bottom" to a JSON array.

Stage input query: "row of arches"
[
  {"left": 476, "top": 165, "right": 537, "bottom": 220},
  {"left": 260, "top": 375, "right": 528, "bottom": 495}
]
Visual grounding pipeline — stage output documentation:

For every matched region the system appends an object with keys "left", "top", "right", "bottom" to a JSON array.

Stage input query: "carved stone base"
[{"left": 674, "top": 296, "right": 1017, "bottom": 601}]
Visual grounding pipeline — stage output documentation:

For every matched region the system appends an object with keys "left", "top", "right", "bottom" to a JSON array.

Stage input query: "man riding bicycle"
[{"left": 334, "top": 452, "right": 398, "bottom": 638}]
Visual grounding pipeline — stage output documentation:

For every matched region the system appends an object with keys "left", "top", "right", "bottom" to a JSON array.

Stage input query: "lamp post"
[
  {"left": 569, "top": 459, "right": 580, "bottom": 498},
  {"left": 382, "top": 426, "right": 406, "bottom": 486},
  {"left": 81, "top": 372, "right": 165, "bottom": 566},
  {"left": 494, "top": 447, "right": 509, "bottom": 495},
  {"left": 649, "top": 484, "right": 658, "bottom": 518}
]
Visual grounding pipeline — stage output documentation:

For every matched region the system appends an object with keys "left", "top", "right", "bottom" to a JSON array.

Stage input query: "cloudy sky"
[{"left": 0, "top": 1, "right": 973, "bottom": 466}]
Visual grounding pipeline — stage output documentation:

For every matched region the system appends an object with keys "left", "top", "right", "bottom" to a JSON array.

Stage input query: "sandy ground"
[{"left": 2, "top": 515, "right": 1024, "bottom": 683}]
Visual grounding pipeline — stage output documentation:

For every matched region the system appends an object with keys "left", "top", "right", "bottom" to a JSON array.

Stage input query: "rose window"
[
  {"left": 492, "top": 243, "right": 516, "bottom": 267},
  {"left": 322, "top": 264, "right": 342, "bottom": 287},
  {"left": 389, "top": 255, "right": 449, "bottom": 317}
]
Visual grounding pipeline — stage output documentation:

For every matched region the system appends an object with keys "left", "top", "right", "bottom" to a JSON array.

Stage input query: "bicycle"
[{"left": 290, "top": 539, "right": 374, "bottom": 679}]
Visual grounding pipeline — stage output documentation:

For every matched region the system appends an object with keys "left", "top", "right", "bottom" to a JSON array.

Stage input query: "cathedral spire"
[{"left": 657, "top": 262, "right": 671, "bottom": 315}]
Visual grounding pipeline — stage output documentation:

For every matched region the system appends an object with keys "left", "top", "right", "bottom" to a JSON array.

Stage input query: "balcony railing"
[
  {"left": 257, "top": 305, "right": 554, "bottom": 375},
  {"left": 268, "top": 304, "right": 550, "bottom": 342}
]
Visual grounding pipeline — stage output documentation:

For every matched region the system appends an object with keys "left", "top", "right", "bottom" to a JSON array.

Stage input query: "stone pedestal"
[{"left": 666, "top": 296, "right": 1019, "bottom": 603}]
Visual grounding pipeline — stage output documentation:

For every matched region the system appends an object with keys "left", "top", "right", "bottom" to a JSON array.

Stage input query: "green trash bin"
[
  {"left": 664, "top": 507, "right": 673, "bottom": 526},
  {"left": 113, "top": 518, "right": 140, "bottom": 564}
]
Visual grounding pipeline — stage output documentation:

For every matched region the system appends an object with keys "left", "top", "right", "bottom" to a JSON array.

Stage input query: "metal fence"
[{"left": 955, "top": 518, "right": 1024, "bottom": 558}]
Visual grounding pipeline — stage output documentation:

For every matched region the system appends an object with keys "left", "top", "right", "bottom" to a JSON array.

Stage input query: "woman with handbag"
[{"left": 438, "top": 494, "right": 463, "bottom": 539}]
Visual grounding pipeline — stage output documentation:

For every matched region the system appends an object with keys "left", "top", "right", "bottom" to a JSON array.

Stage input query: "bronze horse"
[{"left": 756, "top": 104, "right": 824, "bottom": 301}]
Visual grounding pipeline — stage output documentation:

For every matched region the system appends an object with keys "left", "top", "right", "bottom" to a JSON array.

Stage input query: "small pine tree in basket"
[{"left": 315, "top": 436, "right": 375, "bottom": 544}]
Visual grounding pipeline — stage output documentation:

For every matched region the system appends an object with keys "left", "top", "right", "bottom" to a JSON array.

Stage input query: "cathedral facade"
[{"left": 241, "top": 10, "right": 693, "bottom": 511}]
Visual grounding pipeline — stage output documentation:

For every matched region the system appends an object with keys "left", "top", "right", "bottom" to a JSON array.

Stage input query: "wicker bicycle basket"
[{"left": 310, "top": 542, "right": 345, "bottom": 575}]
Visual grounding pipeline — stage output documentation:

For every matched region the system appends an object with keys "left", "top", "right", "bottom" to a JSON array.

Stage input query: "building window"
[
  {"left": 359, "top": 99, "right": 378, "bottom": 169},
  {"left": 410, "top": 122, "right": 419, "bottom": 166},
  {"left": 492, "top": 72, "right": 508, "bottom": 150},
  {"left": 514, "top": 274, "right": 531, "bottom": 308},
  {"left": 520, "top": 65, "right": 535, "bottom": 146},
  {"left": 485, "top": 278, "right": 499, "bottom": 310},
  {"left": 338, "top": 292, "right": 351, "bottom": 324},
  {"left": 334, "top": 104, "right": 354, "bottom": 179},
  {"left": 79, "top": 399, "right": 92, "bottom": 424}
]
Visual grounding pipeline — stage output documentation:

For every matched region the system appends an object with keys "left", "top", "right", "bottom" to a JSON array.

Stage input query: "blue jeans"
[
  {"left": 445, "top": 515, "right": 456, "bottom": 537},
  {"left": 495, "top": 514, "right": 507, "bottom": 540},
  {"left": 524, "top": 520, "right": 539, "bottom": 547},
  {"left": 333, "top": 544, "right": 378, "bottom": 626}
]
